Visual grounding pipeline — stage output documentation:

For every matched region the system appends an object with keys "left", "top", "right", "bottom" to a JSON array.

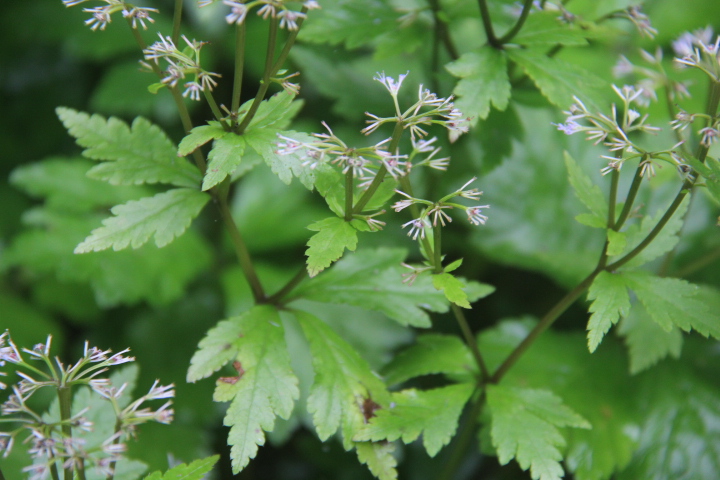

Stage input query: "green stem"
[
  {"left": 477, "top": 0, "right": 501, "bottom": 48},
  {"left": 433, "top": 224, "right": 443, "bottom": 273},
  {"left": 268, "top": 266, "right": 308, "bottom": 305},
  {"left": 203, "top": 88, "right": 226, "bottom": 125},
  {"left": 398, "top": 176, "right": 436, "bottom": 260},
  {"left": 217, "top": 194, "right": 266, "bottom": 302},
  {"left": 498, "top": 0, "right": 534, "bottom": 43},
  {"left": 49, "top": 463, "right": 60, "bottom": 480},
  {"left": 451, "top": 304, "right": 489, "bottom": 381},
  {"left": 57, "top": 386, "right": 73, "bottom": 480},
  {"left": 353, "top": 121, "right": 405, "bottom": 214},
  {"left": 231, "top": 22, "right": 247, "bottom": 115},
  {"left": 345, "top": 169, "right": 354, "bottom": 221},
  {"left": 607, "top": 168, "right": 619, "bottom": 229},
  {"left": 490, "top": 268, "right": 599, "bottom": 383},
  {"left": 438, "top": 390, "right": 485, "bottom": 480},
  {"left": 171, "top": 0, "right": 183, "bottom": 44},
  {"left": 105, "top": 419, "right": 123, "bottom": 480},
  {"left": 613, "top": 161, "right": 644, "bottom": 230}
]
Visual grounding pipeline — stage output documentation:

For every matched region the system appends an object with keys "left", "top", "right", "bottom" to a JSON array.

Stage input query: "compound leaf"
[
  {"left": 617, "top": 305, "right": 683, "bottom": 374},
  {"left": 445, "top": 46, "right": 511, "bottom": 123},
  {"left": 245, "top": 90, "right": 302, "bottom": 131},
  {"left": 305, "top": 216, "right": 359, "bottom": 277},
  {"left": 382, "top": 334, "right": 475, "bottom": 386},
  {"left": 487, "top": 385, "right": 590, "bottom": 480},
  {"left": 208, "top": 306, "right": 299, "bottom": 473},
  {"left": 564, "top": 151, "right": 607, "bottom": 220},
  {"left": 356, "top": 383, "right": 475, "bottom": 457},
  {"left": 355, "top": 442, "right": 398, "bottom": 480},
  {"left": 245, "top": 129, "right": 316, "bottom": 190},
  {"left": 57, "top": 107, "right": 201, "bottom": 188},
  {"left": 203, "top": 133, "right": 246, "bottom": 191},
  {"left": 291, "top": 248, "right": 451, "bottom": 328},
  {"left": 432, "top": 272, "right": 471, "bottom": 309},
  {"left": 143, "top": 455, "right": 220, "bottom": 480},
  {"left": 294, "top": 310, "right": 389, "bottom": 449},
  {"left": 74, "top": 188, "right": 210, "bottom": 253},
  {"left": 177, "top": 123, "right": 227, "bottom": 157},
  {"left": 586, "top": 271, "right": 631, "bottom": 352},
  {"left": 513, "top": 12, "right": 590, "bottom": 46}
]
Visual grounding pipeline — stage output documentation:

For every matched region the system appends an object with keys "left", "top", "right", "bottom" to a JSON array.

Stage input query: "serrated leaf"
[
  {"left": 487, "top": 385, "right": 590, "bottom": 480},
  {"left": 687, "top": 155, "right": 720, "bottom": 203},
  {"left": 575, "top": 213, "right": 606, "bottom": 228},
  {"left": 177, "top": 123, "right": 227, "bottom": 157},
  {"left": 305, "top": 216, "right": 359, "bottom": 277},
  {"left": 246, "top": 90, "right": 302, "bottom": 131},
  {"left": 616, "top": 197, "right": 689, "bottom": 268},
  {"left": 432, "top": 272, "right": 471, "bottom": 308},
  {"left": 356, "top": 383, "right": 474, "bottom": 457},
  {"left": 513, "top": 12, "right": 590, "bottom": 46},
  {"left": 606, "top": 229, "right": 626, "bottom": 256},
  {"left": 56, "top": 107, "right": 201, "bottom": 188},
  {"left": 207, "top": 306, "right": 298, "bottom": 473},
  {"left": 246, "top": 129, "right": 316, "bottom": 189},
  {"left": 355, "top": 442, "right": 398, "bottom": 480},
  {"left": 294, "top": 310, "right": 389, "bottom": 449},
  {"left": 617, "top": 305, "right": 682, "bottom": 374},
  {"left": 564, "top": 151, "right": 607, "bottom": 219},
  {"left": 506, "top": 48, "right": 606, "bottom": 112},
  {"left": 446, "top": 46, "right": 511, "bottom": 123},
  {"left": 586, "top": 271, "right": 631, "bottom": 352},
  {"left": 74, "top": 188, "right": 209, "bottom": 253},
  {"left": 203, "top": 133, "right": 246, "bottom": 190},
  {"left": 143, "top": 455, "right": 219, "bottom": 480},
  {"left": 290, "top": 248, "right": 451, "bottom": 328},
  {"left": 623, "top": 271, "right": 720, "bottom": 338},
  {"left": 187, "top": 317, "right": 247, "bottom": 382}
]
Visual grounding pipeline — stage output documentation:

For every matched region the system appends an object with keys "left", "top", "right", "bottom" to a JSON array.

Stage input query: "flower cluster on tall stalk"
[{"left": 0, "top": 331, "right": 174, "bottom": 480}]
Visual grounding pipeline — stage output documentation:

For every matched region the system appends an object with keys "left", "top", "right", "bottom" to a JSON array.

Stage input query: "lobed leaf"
[
  {"left": 245, "top": 129, "right": 316, "bottom": 190},
  {"left": 207, "top": 306, "right": 299, "bottom": 473},
  {"left": 203, "top": 133, "right": 246, "bottom": 191},
  {"left": 177, "top": 123, "right": 227, "bottom": 157},
  {"left": 355, "top": 442, "right": 398, "bottom": 480},
  {"left": 617, "top": 305, "right": 682, "bottom": 374},
  {"left": 356, "top": 383, "right": 475, "bottom": 457},
  {"left": 564, "top": 151, "right": 607, "bottom": 220},
  {"left": 305, "top": 216, "right": 359, "bottom": 277},
  {"left": 56, "top": 107, "right": 201, "bottom": 188},
  {"left": 512, "top": 12, "right": 590, "bottom": 46},
  {"left": 445, "top": 46, "right": 511, "bottom": 123},
  {"left": 487, "top": 385, "right": 590, "bottom": 480},
  {"left": 74, "top": 188, "right": 210, "bottom": 253},
  {"left": 143, "top": 455, "right": 219, "bottom": 480},
  {"left": 586, "top": 271, "right": 631, "bottom": 352},
  {"left": 432, "top": 272, "right": 471, "bottom": 308}
]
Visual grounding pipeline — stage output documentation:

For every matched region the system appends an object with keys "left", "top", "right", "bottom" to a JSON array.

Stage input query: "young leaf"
[
  {"left": 617, "top": 305, "right": 683, "bottom": 374},
  {"left": 487, "top": 385, "right": 590, "bottom": 480},
  {"left": 290, "top": 248, "right": 451, "bottom": 328},
  {"left": 623, "top": 271, "right": 720, "bottom": 338},
  {"left": 305, "top": 216, "right": 359, "bottom": 277},
  {"left": 355, "top": 442, "right": 398, "bottom": 480},
  {"left": 177, "top": 123, "right": 227, "bottom": 157},
  {"left": 606, "top": 229, "right": 626, "bottom": 256},
  {"left": 355, "top": 383, "right": 475, "bottom": 457},
  {"left": 245, "top": 90, "right": 302, "bottom": 131},
  {"left": 586, "top": 271, "right": 631, "bottom": 352},
  {"left": 207, "top": 306, "right": 299, "bottom": 473},
  {"left": 56, "top": 107, "right": 201, "bottom": 188},
  {"left": 203, "top": 133, "right": 246, "bottom": 191},
  {"left": 564, "top": 151, "right": 607, "bottom": 220},
  {"left": 143, "top": 455, "right": 220, "bottom": 480},
  {"left": 445, "top": 46, "right": 511, "bottom": 123},
  {"left": 432, "top": 272, "right": 471, "bottom": 308},
  {"left": 506, "top": 48, "right": 606, "bottom": 112},
  {"left": 294, "top": 310, "right": 389, "bottom": 449},
  {"left": 245, "top": 129, "right": 316, "bottom": 190},
  {"left": 513, "top": 12, "right": 590, "bottom": 46},
  {"left": 74, "top": 188, "right": 210, "bottom": 253},
  {"left": 382, "top": 334, "right": 476, "bottom": 386}
]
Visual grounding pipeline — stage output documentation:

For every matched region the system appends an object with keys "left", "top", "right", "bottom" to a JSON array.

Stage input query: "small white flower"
[
  {"left": 466, "top": 206, "right": 490, "bottom": 225},
  {"left": 223, "top": 0, "right": 248, "bottom": 24},
  {"left": 303, "top": 1, "right": 320, "bottom": 9},
  {"left": 257, "top": 3, "right": 276, "bottom": 19},
  {"left": 402, "top": 218, "right": 427, "bottom": 240},
  {"left": 553, "top": 120, "right": 582, "bottom": 135},
  {"left": 374, "top": 71, "right": 408, "bottom": 96},
  {"left": 699, "top": 126, "right": 719, "bottom": 147},
  {"left": 83, "top": 6, "right": 112, "bottom": 30},
  {"left": 182, "top": 81, "right": 203, "bottom": 101},
  {"left": 278, "top": 10, "right": 306, "bottom": 30},
  {"left": 429, "top": 205, "right": 453, "bottom": 227},
  {"left": 122, "top": 7, "right": 159, "bottom": 30}
]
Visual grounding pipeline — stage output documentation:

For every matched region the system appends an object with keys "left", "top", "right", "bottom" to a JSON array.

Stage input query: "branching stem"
[{"left": 231, "top": 22, "right": 247, "bottom": 115}]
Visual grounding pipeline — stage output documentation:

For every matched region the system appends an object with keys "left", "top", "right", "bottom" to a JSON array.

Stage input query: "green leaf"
[
  {"left": 606, "top": 229, "right": 626, "bottom": 256},
  {"left": 356, "top": 383, "right": 475, "bottom": 457},
  {"left": 487, "top": 385, "right": 590, "bottom": 480},
  {"left": 355, "top": 442, "right": 398, "bottom": 480},
  {"left": 687, "top": 155, "right": 720, "bottom": 203},
  {"left": 305, "top": 216, "right": 359, "bottom": 277},
  {"left": 575, "top": 213, "right": 606, "bottom": 228},
  {"left": 143, "top": 455, "right": 220, "bottom": 480},
  {"left": 74, "top": 188, "right": 210, "bottom": 253},
  {"left": 617, "top": 305, "right": 683, "bottom": 374},
  {"left": 187, "top": 317, "right": 247, "bottom": 383},
  {"left": 445, "top": 46, "right": 511, "bottom": 123},
  {"left": 203, "top": 133, "right": 246, "bottom": 191},
  {"left": 291, "top": 248, "right": 451, "bottom": 328},
  {"left": 208, "top": 306, "right": 299, "bottom": 473},
  {"left": 513, "top": 12, "right": 590, "bottom": 46},
  {"left": 382, "top": 334, "right": 475, "bottom": 386},
  {"left": 586, "top": 271, "right": 631, "bottom": 352},
  {"left": 177, "top": 123, "right": 227, "bottom": 157},
  {"left": 56, "top": 107, "right": 201, "bottom": 188},
  {"left": 432, "top": 272, "right": 470, "bottom": 308},
  {"left": 564, "top": 151, "right": 607, "bottom": 219},
  {"left": 506, "top": 48, "right": 606, "bottom": 112},
  {"left": 246, "top": 90, "right": 302, "bottom": 131},
  {"left": 246, "top": 129, "right": 316, "bottom": 189},
  {"left": 623, "top": 271, "right": 720, "bottom": 338},
  {"left": 294, "top": 310, "right": 389, "bottom": 449}
]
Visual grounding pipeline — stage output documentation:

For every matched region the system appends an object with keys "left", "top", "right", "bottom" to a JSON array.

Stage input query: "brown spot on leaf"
[{"left": 361, "top": 397, "right": 381, "bottom": 422}]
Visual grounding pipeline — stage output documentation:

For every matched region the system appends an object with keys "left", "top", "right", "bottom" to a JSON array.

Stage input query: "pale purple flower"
[
  {"left": 374, "top": 71, "right": 408, "bottom": 96},
  {"left": 402, "top": 219, "right": 427, "bottom": 240},
  {"left": 466, "top": 206, "right": 490, "bottom": 226},
  {"left": 278, "top": 10, "right": 306, "bottom": 30},
  {"left": 223, "top": 0, "right": 248, "bottom": 24}
]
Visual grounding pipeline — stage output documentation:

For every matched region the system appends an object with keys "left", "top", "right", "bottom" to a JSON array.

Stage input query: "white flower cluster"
[
  {"left": 199, "top": 0, "right": 320, "bottom": 30},
  {"left": 61, "top": 0, "right": 158, "bottom": 31}
]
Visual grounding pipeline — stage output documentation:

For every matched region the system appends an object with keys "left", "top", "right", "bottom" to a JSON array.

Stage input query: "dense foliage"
[{"left": 2, "top": 0, "right": 720, "bottom": 479}]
